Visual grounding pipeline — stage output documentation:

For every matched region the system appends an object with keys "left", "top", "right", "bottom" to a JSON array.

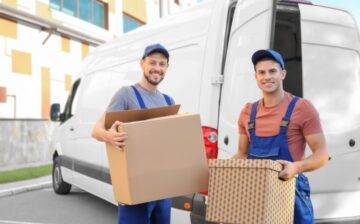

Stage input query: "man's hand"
[
  {"left": 106, "top": 121, "right": 127, "bottom": 151},
  {"left": 277, "top": 160, "right": 299, "bottom": 181}
]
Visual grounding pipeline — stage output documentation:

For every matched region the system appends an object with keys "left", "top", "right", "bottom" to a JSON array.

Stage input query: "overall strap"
[
  {"left": 280, "top": 96, "right": 299, "bottom": 133},
  {"left": 163, "top": 94, "right": 172, "bottom": 106},
  {"left": 131, "top": 85, "right": 147, "bottom": 109},
  {"left": 248, "top": 101, "right": 259, "bottom": 138}
]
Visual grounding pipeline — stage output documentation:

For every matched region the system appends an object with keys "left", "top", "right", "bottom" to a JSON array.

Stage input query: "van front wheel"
[{"left": 52, "top": 157, "right": 71, "bottom": 194}]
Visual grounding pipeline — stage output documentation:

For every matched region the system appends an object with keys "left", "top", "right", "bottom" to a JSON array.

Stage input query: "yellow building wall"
[
  {"left": 1, "top": 0, "right": 17, "bottom": 6},
  {"left": 61, "top": 36, "right": 70, "bottom": 52},
  {"left": 108, "top": 0, "right": 115, "bottom": 13},
  {"left": 123, "top": 0, "right": 147, "bottom": 23},
  {"left": 0, "top": 16, "right": 17, "bottom": 39},
  {"left": 12, "top": 50, "right": 32, "bottom": 75},
  {"left": 41, "top": 67, "right": 50, "bottom": 119},
  {"left": 82, "top": 42, "right": 89, "bottom": 59},
  {"left": 65, "top": 74, "right": 72, "bottom": 91},
  {"left": 0, "top": 0, "right": 126, "bottom": 118},
  {"left": 36, "top": 1, "right": 53, "bottom": 20}
]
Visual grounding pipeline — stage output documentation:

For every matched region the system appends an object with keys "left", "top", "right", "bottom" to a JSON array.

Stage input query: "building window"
[
  {"left": 123, "top": 13, "right": 144, "bottom": 33},
  {"left": 50, "top": 0, "right": 107, "bottom": 29}
]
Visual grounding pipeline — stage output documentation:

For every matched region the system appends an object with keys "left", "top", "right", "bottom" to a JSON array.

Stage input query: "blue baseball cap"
[
  {"left": 142, "top": 43, "right": 169, "bottom": 60},
  {"left": 251, "top": 49, "right": 285, "bottom": 70}
]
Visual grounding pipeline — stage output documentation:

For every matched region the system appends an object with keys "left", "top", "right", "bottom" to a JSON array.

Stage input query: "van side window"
[{"left": 61, "top": 79, "right": 81, "bottom": 123}]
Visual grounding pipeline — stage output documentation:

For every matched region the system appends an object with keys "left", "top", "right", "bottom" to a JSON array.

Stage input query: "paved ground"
[
  {"left": 0, "top": 176, "right": 190, "bottom": 224},
  {"left": 0, "top": 185, "right": 117, "bottom": 224}
]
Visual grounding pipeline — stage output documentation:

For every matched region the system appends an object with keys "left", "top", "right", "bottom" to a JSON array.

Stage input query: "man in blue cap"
[
  {"left": 92, "top": 43, "right": 174, "bottom": 224},
  {"left": 232, "top": 49, "right": 329, "bottom": 223}
]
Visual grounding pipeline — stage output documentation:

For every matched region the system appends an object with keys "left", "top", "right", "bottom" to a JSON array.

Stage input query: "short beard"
[{"left": 144, "top": 73, "right": 163, "bottom": 86}]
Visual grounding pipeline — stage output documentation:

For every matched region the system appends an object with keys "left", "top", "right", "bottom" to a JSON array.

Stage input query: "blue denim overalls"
[
  {"left": 247, "top": 96, "right": 314, "bottom": 224},
  {"left": 117, "top": 85, "right": 172, "bottom": 224}
]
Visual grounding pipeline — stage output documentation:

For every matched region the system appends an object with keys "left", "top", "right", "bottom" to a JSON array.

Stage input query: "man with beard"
[{"left": 92, "top": 43, "right": 174, "bottom": 224}]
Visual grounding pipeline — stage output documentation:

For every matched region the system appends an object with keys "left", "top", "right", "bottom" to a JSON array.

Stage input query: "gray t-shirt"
[{"left": 106, "top": 83, "right": 175, "bottom": 112}]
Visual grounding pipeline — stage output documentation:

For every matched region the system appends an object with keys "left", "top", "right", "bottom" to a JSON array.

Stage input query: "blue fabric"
[
  {"left": 143, "top": 43, "right": 169, "bottom": 60},
  {"left": 163, "top": 93, "right": 172, "bottom": 106},
  {"left": 131, "top": 85, "right": 173, "bottom": 109},
  {"left": 247, "top": 96, "right": 314, "bottom": 224},
  {"left": 131, "top": 85, "right": 147, "bottom": 109},
  {"left": 252, "top": 49, "right": 285, "bottom": 69},
  {"left": 118, "top": 199, "right": 171, "bottom": 224},
  {"left": 107, "top": 84, "right": 175, "bottom": 112}
]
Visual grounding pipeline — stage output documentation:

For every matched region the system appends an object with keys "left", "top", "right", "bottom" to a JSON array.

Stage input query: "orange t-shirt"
[{"left": 238, "top": 92, "right": 322, "bottom": 161}]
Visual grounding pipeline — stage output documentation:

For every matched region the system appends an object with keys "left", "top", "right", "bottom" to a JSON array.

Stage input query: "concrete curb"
[{"left": 0, "top": 181, "right": 52, "bottom": 198}]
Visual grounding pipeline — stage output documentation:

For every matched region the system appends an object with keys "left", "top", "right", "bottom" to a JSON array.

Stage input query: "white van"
[{"left": 50, "top": 0, "right": 360, "bottom": 223}]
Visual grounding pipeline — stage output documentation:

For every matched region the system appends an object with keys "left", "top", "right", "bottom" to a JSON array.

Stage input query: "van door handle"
[
  {"left": 224, "top": 136, "right": 229, "bottom": 145},
  {"left": 70, "top": 127, "right": 74, "bottom": 131}
]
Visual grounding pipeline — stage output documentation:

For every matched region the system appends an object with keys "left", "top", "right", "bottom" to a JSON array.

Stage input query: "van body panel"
[
  {"left": 54, "top": 118, "right": 76, "bottom": 183},
  {"left": 50, "top": 140, "right": 73, "bottom": 183},
  {"left": 66, "top": 74, "right": 109, "bottom": 196},
  {"left": 312, "top": 191, "right": 360, "bottom": 221},
  {"left": 217, "top": 0, "right": 275, "bottom": 158},
  {"left": 196, "top": 0, "right": 235, "bottom": 128},
  {"left": 81, "top": 0, "right": 216, "bottom": 75},
  {"left": 301, "top": 4, "right": 358, "bottom": 29},
  {"left": 299, "top": 4, "right": 360, "bottom": 220},
  {"left": 300, "top": 6, "right": 359, "bottom": 51}
]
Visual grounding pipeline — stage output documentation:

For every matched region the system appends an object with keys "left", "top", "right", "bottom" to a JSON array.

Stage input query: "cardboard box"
[
  {"left": 105, "top": 105, "right": 209, "bottom": 205},
  {"left": 206, "top": 159, "right": 295, "bottom": 224}
]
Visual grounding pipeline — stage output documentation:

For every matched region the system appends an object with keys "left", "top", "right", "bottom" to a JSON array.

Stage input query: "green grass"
[{"left": 0, "top": 164, "right": 52, "bottom": 184}]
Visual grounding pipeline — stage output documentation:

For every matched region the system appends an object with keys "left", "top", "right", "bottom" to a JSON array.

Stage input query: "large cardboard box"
[
  {"left": 206, "top": 159, "right": 295, "bottom": 224},
  {"left": 105, "top": 105, "right": 209, "bottom": 205}
]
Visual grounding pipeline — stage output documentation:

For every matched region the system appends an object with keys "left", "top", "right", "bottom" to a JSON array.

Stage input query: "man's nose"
[
  {"left": 153, "top": 64, "right": 163, "bottom": 70},
  {"left": 263, "top": 72, "right": 271, "bottom": 79}
]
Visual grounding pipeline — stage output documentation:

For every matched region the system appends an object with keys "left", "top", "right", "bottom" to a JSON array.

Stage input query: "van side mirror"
[{"left": 50, "top": 103, "right": 61, "bottom": 121}]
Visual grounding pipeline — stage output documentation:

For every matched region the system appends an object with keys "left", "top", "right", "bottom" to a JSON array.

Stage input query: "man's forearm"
[
  {"left": 91, "top": 125, "right": 108, "bottom": 143},
  {"left": 232, "top": 151, "right": 247, "bottom": 159},
  {"left": 293, "top": 148, "right": 329, "bottom": 174},
  {"left": 91, "top": 113, "right": 109, "bottom": 143}
]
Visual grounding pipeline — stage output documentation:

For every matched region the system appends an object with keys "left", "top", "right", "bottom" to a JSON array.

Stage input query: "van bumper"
[
  {"left": 316, "top": 217, "right": 360, "bottom": 224},
  {"left": 172, "top": 193, "right": 218, "bottom": 224}
]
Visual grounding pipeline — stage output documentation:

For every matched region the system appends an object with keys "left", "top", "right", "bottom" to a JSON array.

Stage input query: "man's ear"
[
  {"left": 140, "top": 58, "right": 145, "bottom": 68},
  {"left": 282, "top": 69, "right": 287, "bottom": 80}
]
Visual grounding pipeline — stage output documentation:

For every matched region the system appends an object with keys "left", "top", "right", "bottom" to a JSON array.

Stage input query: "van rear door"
[
  {"left": 217, "top": 0, "right": 276, "bottom": 158},
  {"left": 298, "top": 4, "right": 360, "bottom": 221}
]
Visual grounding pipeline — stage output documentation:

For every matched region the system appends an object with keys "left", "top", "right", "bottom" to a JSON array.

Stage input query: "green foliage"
[{"left": 0, "top": 165, "right": 52, "bottom": 184}]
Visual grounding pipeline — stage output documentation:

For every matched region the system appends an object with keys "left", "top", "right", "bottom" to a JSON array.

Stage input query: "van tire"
[{"left": 52, "top": 157, "right": 71, "bottom": 194}]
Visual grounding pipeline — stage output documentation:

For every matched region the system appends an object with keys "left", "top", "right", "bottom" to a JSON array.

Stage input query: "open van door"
[
  {"left": 217, "top": 0, "right": 276, "bottom": 158},
  {"left": 298, "top": 4, "right": 360, "bottom": 221}
]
